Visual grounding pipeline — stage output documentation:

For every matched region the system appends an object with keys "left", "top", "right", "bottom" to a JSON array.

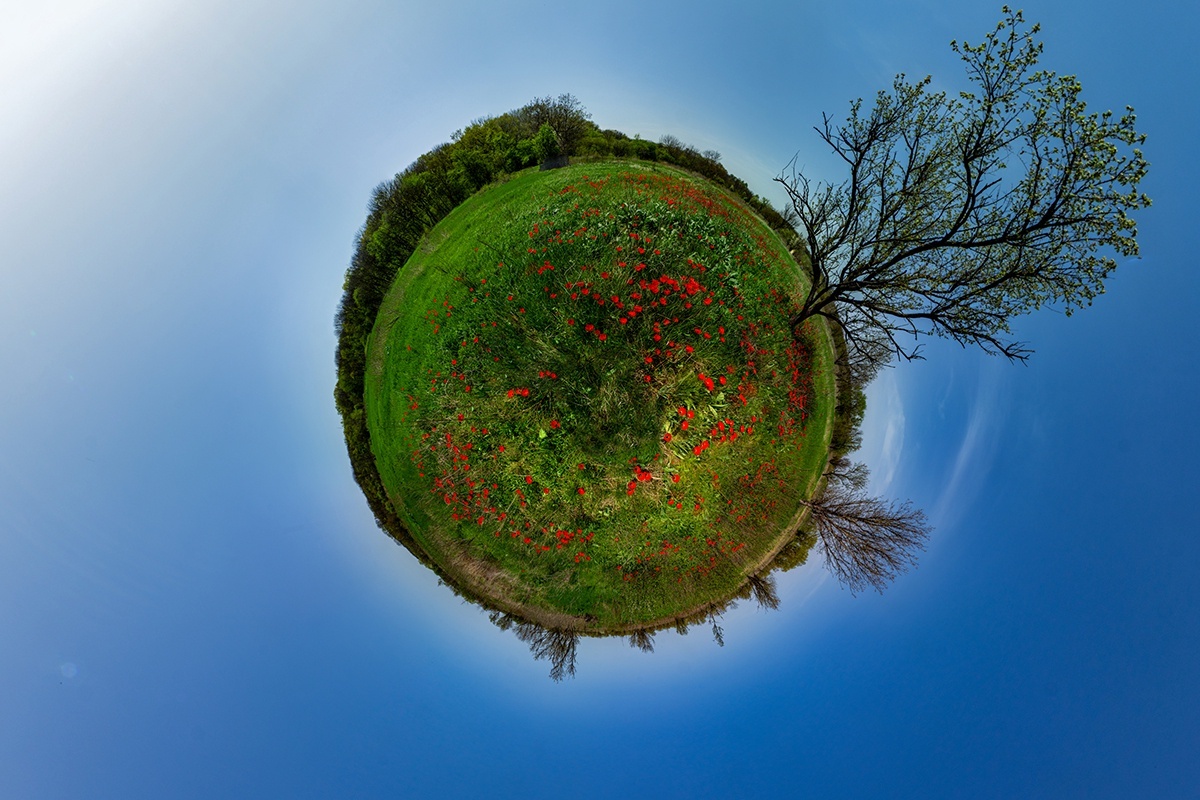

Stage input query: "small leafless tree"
[
  {"left": 709, "top": 612, "right": 725, "bottom": 647},
  {"left": 746, "top": 573, "right": 780, "bottom": 610},
  {"left": 628, "top": 630, "right": 655, "bottom": 653},
  {"left": 488, "top": 611, "right": 515, "bottom": 631},
  {"left": 805, "top": 482, "right": 931, "bottom": 594},
  {"left": 511, "top": 621, "right": 579, "bottom": 682},
  {"left": 826, "top": 454, "right": 870, "bottom": 492}
]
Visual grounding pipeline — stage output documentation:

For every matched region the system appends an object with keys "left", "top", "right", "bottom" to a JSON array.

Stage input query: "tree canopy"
[{"left": 778, "top": 7, "right": 1150, "bottom": 378}]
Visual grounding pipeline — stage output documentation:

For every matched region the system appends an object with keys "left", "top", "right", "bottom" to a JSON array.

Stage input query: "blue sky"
[{"left": 2, "top": 1, "right": 1197, "bottom": 797}]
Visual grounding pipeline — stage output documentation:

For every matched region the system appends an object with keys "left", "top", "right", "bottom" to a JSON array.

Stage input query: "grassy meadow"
[{"left": 365, "top": 160, "right": 835, "bottom": 629}]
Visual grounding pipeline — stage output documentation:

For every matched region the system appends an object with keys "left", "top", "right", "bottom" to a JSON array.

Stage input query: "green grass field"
[{"left": 364, "top": 160, "right": 835, "bottom": 630}]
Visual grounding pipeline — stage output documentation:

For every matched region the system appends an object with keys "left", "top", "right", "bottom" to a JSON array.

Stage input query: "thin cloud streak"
[
  {"left": 859, "top": 369, "right": 906, "bottom": 495},
  {"left": 929, "top": 363, "right": 1007, "bottom": 532}
]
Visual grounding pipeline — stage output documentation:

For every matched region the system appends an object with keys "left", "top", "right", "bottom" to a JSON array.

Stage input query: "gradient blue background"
[{"left": 2, "top": 1, "right": 1197, "bottom": 797}]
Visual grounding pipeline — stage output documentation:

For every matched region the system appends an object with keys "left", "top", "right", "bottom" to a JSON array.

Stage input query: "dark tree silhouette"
[
  {"left": 826, "top": 454, "right": 870, "bottom": 493},
  {"left": 804, "top": 482, "right": 931, "bottom": 594},
  {"left": 628, "top": 630, "right": 655, "bottom": 653},
  {"left": 709, "top": 612, "right": 725, "bottom": 647},
  {"left": 778, "top": 8, "right": 1150, "bottom": 373},
  {"left": 747, "top": 573, "right": 780, "bottom": 610},
  {"left": 503, "top": 618, "right": 579, "bottom": 682}
]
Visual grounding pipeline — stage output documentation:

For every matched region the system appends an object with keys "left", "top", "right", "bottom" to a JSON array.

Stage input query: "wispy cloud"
[
  {"left": 859, "top": 369, "right": 906, "bottom": 494},
  {"left": 929, "top": 362, "right": 1007, "bottom": 531}
]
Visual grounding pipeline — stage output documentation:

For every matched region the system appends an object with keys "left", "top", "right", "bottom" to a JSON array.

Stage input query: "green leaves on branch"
[
  {"left": 533, "top": 123, "right": 562, "bottom": 162},
  {"left": 779, "top": 6, "right": 1151, "bottom": 376}
]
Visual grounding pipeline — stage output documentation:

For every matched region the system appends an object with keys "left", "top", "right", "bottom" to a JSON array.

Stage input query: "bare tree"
[
  {"left": 628, "top": 630, "right": 655, "bottom": 653},
  {"left": 778, "top": 8, "right": 1150, "bottom": 371},
  {"left": 826, "top": 454, "right": 870, "bottom": 493},
  {"left": 709, "top": 612, "right": 725, "bottom": 647},
  {"left": 804, "top": 482, "right": 931, "bottom": 594},
  {"left": 746, "top": 573, "right": 780, "bottom": 610},
  {"left": 510, "top": 621, "right": 579, "bottom": 682}
]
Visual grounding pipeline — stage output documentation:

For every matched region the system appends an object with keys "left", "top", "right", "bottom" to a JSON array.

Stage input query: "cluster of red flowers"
[
  {"left": 626, "top": 464, "right": 655, "bottom": 496},
  {"left": 395, "top": 168, "right": 820, "bottom": 590}
]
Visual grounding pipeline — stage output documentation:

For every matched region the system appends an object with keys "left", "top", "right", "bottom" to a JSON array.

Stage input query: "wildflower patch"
[{"left": 365, "top": 161, "right": 835, "bottom": 627}]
